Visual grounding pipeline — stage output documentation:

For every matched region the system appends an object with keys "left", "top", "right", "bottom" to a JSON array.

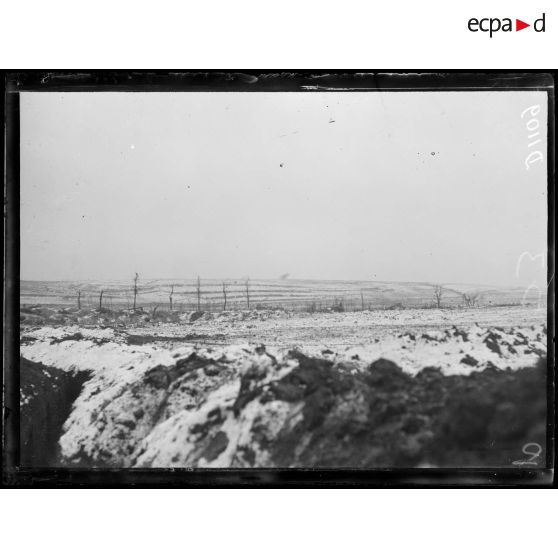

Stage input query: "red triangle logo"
[{"left": 516, "top": 19, "right": 530, "bottom": 31}]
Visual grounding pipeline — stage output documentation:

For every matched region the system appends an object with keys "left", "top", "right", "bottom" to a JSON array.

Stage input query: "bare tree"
[
  {"left": 360, "top": 290, "right": 365, "bottom": 311},
  {"left": 133, "top": 273, "right": 139, "bottom": 311},
  {"left": 77, "top": 290, "right": 81, "bottom": 309},
  {"left": 222, "top": 281, "right": 228, "bottom": 311},
  {"left": 245, "top": 278, "right": 250, "bottom": 309},
  {"left": 462, "top": 292, "right": 480, "bottom": 308},
  {"left": 196, "top": 276, "right": 202, "bottom": 312},
  {"left": 99, "top": 290, "right": 104, "bottom": 311},
  {"left": 169, "top": 285, "right": 174, "bottom": 311},
  {"left": 433, "top": 285, "right": 444, "bottom": 309}
]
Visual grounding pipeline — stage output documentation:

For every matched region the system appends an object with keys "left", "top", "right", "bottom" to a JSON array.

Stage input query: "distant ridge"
[{"left": 20, "top": 278, "right": 540, "bottom": 311}]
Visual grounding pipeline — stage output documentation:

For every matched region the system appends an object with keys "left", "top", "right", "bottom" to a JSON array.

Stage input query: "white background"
[
  {"left": 1, "top": 489, "right": 557, "bottom": 556},
  {"left": 0, "top": 1, "right": 556, "bottom": 68},
  {"left": 3, "top": 1, "right": 555, "bottom": 554}
]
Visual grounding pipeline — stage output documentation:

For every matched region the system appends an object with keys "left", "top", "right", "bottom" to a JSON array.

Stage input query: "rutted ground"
[
  {"left": 19, "top": 307, "right": 548, "bottom": 468},
  {"left": 125, "top": 306, "right": 547, "bottom": 349},
  {"left": 22, "top": 315, "right": 547, "bottom": 377}
]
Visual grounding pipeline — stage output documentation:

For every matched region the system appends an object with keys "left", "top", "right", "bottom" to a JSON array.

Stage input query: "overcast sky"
[{"left": 20, "top": 91, "right": 547, "bottom": 286}]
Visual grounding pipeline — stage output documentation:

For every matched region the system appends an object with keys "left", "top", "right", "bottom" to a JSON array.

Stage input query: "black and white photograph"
[{"left": 4, "top": 73, "right": 554, "bottom": 483}]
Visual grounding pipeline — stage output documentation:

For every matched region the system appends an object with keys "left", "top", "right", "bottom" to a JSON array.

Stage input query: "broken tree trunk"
[
  {"left": 133, "top": 273, "right": 139, "bottom": 311},
  {"left": 245, "top": 279, "right": 250, "bottom": 309},
  {"left": 222, "top": 282, "right": 227, "bottom": 311}
]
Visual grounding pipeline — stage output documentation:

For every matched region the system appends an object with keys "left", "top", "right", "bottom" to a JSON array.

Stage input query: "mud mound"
[
  {"left": 20, "top": 358, "right": 91, "bottom": 466},
  {"left": 45, "top": 346, "right": 546, "bottom": 468},
  {"left": 58, "top": 349, "right": 247, "bottom": 467},
  {"left": 427, "top": 360, "right": 547, "bottom": 466},
  {"left": 19, "top": 322, "right": 548, "bottom": 468},
  {"left": 143, "top": 354, "right": 544, "bottom": 468}
]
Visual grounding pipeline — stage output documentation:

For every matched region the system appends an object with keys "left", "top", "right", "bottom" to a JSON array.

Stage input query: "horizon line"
[{"left": 19, "top": 277, "right": 534, "bottom": 291}]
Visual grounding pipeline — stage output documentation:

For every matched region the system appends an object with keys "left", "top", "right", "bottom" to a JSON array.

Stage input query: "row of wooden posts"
[
  {"left": 77, "top": 275, "right": 252, "bottom": 312},
  {"left": 75, "top": 276, "right": 458, "bottom": 312}
]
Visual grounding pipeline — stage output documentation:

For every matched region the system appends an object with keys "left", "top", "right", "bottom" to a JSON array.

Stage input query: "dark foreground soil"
[
  {"left": 20, "top": 353, "right": 548, "bottom": 468},
  {"left": 228, "top": 352, "right": 548, "bottom": 468}
]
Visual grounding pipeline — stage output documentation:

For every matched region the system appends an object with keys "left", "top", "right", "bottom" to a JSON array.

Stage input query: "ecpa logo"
[{"left": 468, "top": 13, "right": 546, "bottom": 37}]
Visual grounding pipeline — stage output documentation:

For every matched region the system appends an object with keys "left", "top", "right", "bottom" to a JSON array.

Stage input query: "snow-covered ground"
[
  {"left": 19, "top": 305, "right": 548, "bottom": 468},
  {"left": 21, "top": 313, "right": 546, "bottom": 378},
  {"left": 125, "top": 305, "right": 546, "bottom": 349}
]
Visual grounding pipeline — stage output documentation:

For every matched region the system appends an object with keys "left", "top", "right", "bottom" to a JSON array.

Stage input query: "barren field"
[
  {"left": 19, "top": 302, "right": 548, "bottom": 469},
  {"left": 127, "top": 305, "right": 546, "bottom": 349},
  {"left": 20, "top": 278, "right": 538, "bottom": 311}
]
